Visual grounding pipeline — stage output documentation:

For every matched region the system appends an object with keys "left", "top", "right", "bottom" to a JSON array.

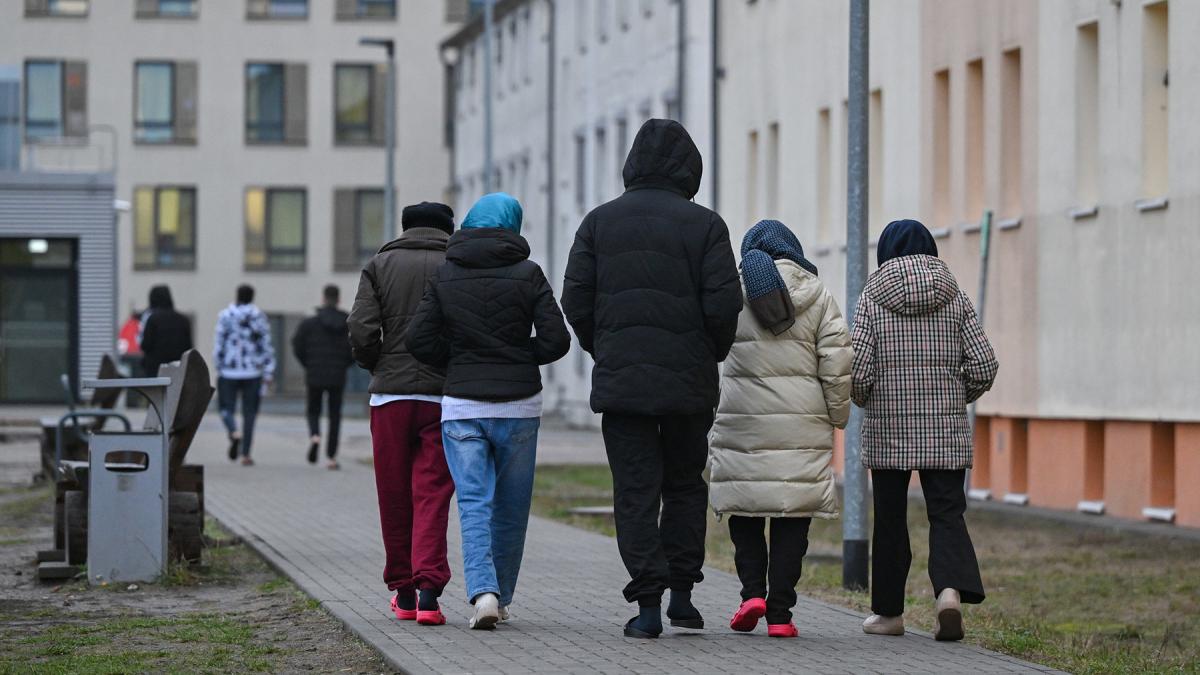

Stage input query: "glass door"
[{"left": 0, "top": 238, "right": 77, "bottom": 403}]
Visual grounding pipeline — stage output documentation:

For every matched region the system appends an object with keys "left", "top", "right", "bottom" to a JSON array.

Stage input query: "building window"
[
  {"left": 0, "top": 73, "right": 19, "bottom": 170},
  {"left": 868, "top": 89, "right": 883, "bottom": 237},
  {"left": 247, "top": 0, "right": 307, "bottom": 19},
  {"left": 816, "top": 107, "right": 831, "bottom": 243},
  {"left": 574, "top": 133, "right": 586, "bottom": 211},
  {"left": 746, "top": 129, "right": 759, "bottom": 224},
  {"left": 333, "top": 188, "right": 385, "bottom": 271},
  {"left": 1142, "top": 1, "right": 1168, "bottom": 198},
  {"left": 594, "top": 125, "right": 608, "bottom": 203},
  {"left": 336, "top": 0, "right": 396, "bottom": 20},
  {"left": 615, "top": 116, "right": 628, "bottom": 188},
  {"left": 135, "top": 61, "right": 198, "bottom": 144},
  {"left": 335, "top": 64, "right": 385, "bottom": 145},
  {"left": 23, "top": 60, "right": 87, "bottom": 141},
  {"left": 665, "top": 95, "right": 680, "bottom": 122},
  {"left": 25, "top": 0, "right": 89, "bottom": 17},
  {"left": 134, "top": 186, "right": 196, "bottom": 270},
  {"left": 246, "top": 62, "right": 306, "bottom": 144},
  {"left": 766, "top": 121, "right": 780, "bottom": 216},
  {"left": 932, "top": 69, "right": 951, "bottom": 227},
  {"left": 1000, "top": 49, "right": 1022, "bottom": 217},
  {"left": 965, "top": 58, "right": 985, "bottom": 221},
  {"left": 1075, "top": 22, "right": 1100, "bottom": 207},
  {"left": 136, "top": 0, "right": 197, "bottom": 18},
  {"left": 597, "top": 0, "right": 610, "bottom": 43},
  {"left": 245, "top": 188, "right": 306, "bottom": 271}
]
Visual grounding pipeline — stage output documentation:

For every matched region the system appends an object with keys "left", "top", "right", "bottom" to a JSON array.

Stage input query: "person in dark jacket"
[
  {"left": 292, "top": 284, "right": 354, "bottom": 468},
  {"left": 348, "top": 201, "right": 457, "bottom": 627},
  {"left": 407, "top": 193, "right": 570, "bottom": 630},
  {"left": 140, "top": 285, "right": 192, "bottom": 376},
  {"left": 561, "top": 119, "right": 743, "bottom": 638}
]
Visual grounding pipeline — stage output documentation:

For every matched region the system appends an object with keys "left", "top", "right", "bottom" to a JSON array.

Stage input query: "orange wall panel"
[
  {"left": 1027, "top": 420, "right": 1095, "bottom": 510},
  {"left": 989, "top": 417, "right": 1028, "bottom": 496},
  {"left": 1176, "top": 424, "right": 1200, "bottom": 528},
  {"left": 1103, "top": 421, "right": 1174, "bottom": 520}
]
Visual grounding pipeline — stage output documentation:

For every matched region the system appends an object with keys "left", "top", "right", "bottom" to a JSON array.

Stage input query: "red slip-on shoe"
[
  {"left": 390, "top": 595, "right": 417, "bottom": 621},
  {"left": 416, "top": 609, "right": 447, "bottom": 626},
  {"left": 767, "top": 622, "right": 799, "bottom": 638},
  {"left": 729, "top": 598, "right": 767, "bottom": 632}
]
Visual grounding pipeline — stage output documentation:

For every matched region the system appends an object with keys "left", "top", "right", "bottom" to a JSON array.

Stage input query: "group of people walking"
[{"left": 349, "top": 118, "right": 998, "bottom": 641}]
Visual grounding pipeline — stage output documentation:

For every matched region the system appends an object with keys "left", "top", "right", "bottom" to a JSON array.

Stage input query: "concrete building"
[
  {"left": 718, "top": 0, "right": 1199, "bottom": 527},
  {"left": 1, "top": 0, "right": 467, "bottom": 398},
  {"left": 443, "top": 0, "right": 714, "bottom": 424}
]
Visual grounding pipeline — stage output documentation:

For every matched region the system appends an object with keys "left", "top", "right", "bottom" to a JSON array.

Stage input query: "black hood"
[
  {"left": 148, "top": 285, "right": 174, "bottom": 311},
  {"left": 446, "top": 228, "right": 530, "bottom": 269},
  {"left": 622, "top": 119, "right": 703, "bottom": 199},
  {"left": 379, "top": 226, "right": 450, "bottom": 253},
  {"left": 877, "top": 219, "right": 938, "bottom": 267},
  {"left": 316, "top": 306, "right": 348, "bottom": 332}
]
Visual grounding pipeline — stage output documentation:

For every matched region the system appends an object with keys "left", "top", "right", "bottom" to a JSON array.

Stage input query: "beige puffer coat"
[{"left": 708, "top": 260, "right": 852, "bottom": 519}]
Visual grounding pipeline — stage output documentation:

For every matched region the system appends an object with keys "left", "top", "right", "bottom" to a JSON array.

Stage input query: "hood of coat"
[
  {"left": 315, "top": 306, "right": 348, "bottom": 333},
  {"left": 865, "top": 255, "right": 959, "bottom": 316},
  {"left": 445, "top": 227, "right": 531, "bottom": 269},
  {"left": 622, "top": 119, "right": 703, "bottom": 198},
  {"left": 148, "top": 285, "right": 174, "bottom": 311},
  {"left": 378, "top": 227, "right": 449, "bottom": 253},
  {"left": 777, "top": 260, "right": 823, "bottom": 316}
]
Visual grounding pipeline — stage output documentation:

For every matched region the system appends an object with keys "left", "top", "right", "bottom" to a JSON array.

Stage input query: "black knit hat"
[{"left": 401, "top": 202, "right": 455, "bottom": 235}]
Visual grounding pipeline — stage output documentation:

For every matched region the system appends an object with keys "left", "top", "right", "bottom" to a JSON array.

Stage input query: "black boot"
[
  {"left": 624, "top": 604, "right": 663, "bottom": 639},
  {"left": 667, "top": 589, "right": 704, "bottom": 629}
]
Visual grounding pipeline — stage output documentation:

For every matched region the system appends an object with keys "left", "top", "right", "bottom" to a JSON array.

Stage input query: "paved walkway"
[{"left": 198, "top": 414, "right": 1057, "bottom": 675}]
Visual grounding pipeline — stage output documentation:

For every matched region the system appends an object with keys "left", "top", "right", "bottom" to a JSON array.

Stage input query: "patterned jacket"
[
  {"left": 850, "top": 255, "right": 997, "bottom": 470},
  {"left": 214, "top": 303, "right": 276, "bottom": 380}
]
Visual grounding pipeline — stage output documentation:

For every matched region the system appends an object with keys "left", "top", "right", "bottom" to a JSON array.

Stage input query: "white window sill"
[
  {"left": 959, "top": 221, "right": 981, "bottom": 234},
  {"left": 1077, "top": 500, "right": 1105, "bottom": 515},
  {"left": 967, "top": 488, "right": 991, "bottom": 501},
  {"left": 996, "top": 216, "right": 1022, "bottom": 231},
  {"left": 1002, "top": 492, "right": 1029, "bottom": 506},
  {"left": 1070, "top": 205, "right": 1098, "bottom": 220},
  {"left": 1142, "top": 506, "right": 1175, "bottom": 523},
  {"left": 929, "top": 227, "right": 951, "bottom": 239},
  {"left": 1135, "top": 196, "right": 1168, "bottom": 212}
]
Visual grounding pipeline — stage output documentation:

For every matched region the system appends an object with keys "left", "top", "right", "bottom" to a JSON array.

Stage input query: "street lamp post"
[{"left": 360, "top": 37, "right": 396, "bottom": 240}]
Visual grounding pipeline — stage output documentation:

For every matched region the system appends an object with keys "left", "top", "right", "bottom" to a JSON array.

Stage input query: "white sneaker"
[
  {"left": 498, "top": 605, "right": 510, "bottom": 622},
  {"left": 862, "top": 613, "right": 905, "bottom": 636},
  {"left": 934, "top": 588, "right": 964, "bottom": 641},
  {"left": 470, "top": 593, "right": 500, "bottom": 630}
]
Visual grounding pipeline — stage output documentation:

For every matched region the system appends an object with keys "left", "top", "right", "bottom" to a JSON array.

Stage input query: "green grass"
[{"left": 531, "top": 463, "right": 1200, "bottom": 675}]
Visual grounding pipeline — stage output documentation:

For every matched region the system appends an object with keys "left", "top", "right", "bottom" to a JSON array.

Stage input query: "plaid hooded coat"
[{"left": 850, "top": 255, "right": 998, "bottom": 470}]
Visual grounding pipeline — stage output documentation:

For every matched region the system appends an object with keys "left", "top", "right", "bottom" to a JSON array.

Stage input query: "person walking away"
[
  {"left": 293, "top": 284, "right": 354, "bottom": 469},
  {"left": 214, "top": 284, "right": 276, "bottom": 466},
  {"left": 349, "top": 202, "right": 458, "bottom": 626},
  {"left": 140, "top": 285, "right": 193, "bottom": 376},
  {"left": 708, "top": 220, "right": 851, "bottom": 638},
  {"left": 407, "top": 193, "right": 570, "bottom": 630},
  {"left": 851, "top": 219, "right": 998, "bottom": 641},
  {"left": 561, "top": 119, "right": 743, "bottom": 639}
]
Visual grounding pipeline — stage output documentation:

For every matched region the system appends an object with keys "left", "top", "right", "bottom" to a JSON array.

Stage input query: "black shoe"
[
  {"left": 307, "top": 441, "right": 318, "bottom": 464},
  {"left": 227, "top": 435, "right": 240, "bottom": 461},
  {"left": 623, "top": 616, "right": 662, "bottom": 639},
  {"left": 667, "top": 590, "right": 704, "bottom": 629},
  {"left": 623, "top": 605, "right": 663, "bottom": 638}
]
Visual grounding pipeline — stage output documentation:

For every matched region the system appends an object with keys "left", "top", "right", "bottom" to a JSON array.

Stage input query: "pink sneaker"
[
  {"left": 729, "top": 598, "right": 767, "bottom": 632},
  {"left": 390, "top": 594, "right": 417, "bottom": 621},
  {"left": 767, "top": 622, "right": 798, "bottom": 638},
  {"left": 416, "top": 609, "right": 446, "bottom": 626}
]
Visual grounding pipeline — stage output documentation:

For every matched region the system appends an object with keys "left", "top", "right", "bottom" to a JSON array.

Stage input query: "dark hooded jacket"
[
  {"left": 292, "top": 306, "right": 354, "bottom": 389},
  {"left": 561, "top": 119, "right": 743, "bottom": 415},
  {"left": 406, "top": 228, "right": 571, "bottom": 401},
  {"left": 348, "top": 227, "right": 449, "bottom": 395},
  {"left": 140, "top": 285, "right": 193, "bottom": 376}
]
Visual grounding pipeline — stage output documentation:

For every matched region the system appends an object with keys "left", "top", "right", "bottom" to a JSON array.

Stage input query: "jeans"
[
  {"left": 870, "top": 469, "right": 986, "bottom": 617},
  {"left": 371, "top": 401, "right": 454, "bottom": 593},
  {"left": 601, "top": 412, "right": 712, "bottom": 605},
  {"left": 306, "top": 385, "right": 344, "bottom": 459},
  {"left": 728, "top": 516, "right": 812, "bottom": 624},
  {"left": 442, "top": 417, "right": 540, "bottom": 606},
  {"left": 217, "top": 377, "right": 261, "bottom": 457}
]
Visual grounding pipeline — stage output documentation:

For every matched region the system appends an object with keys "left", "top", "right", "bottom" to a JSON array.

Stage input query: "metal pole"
[
  {"left": 842, "top": 0, "right": 870, "bottom": 592},
  {"left": 676, "top": 0, "right": 687, "bottom": 123},
  {"left": 965, "top": 209, "right": 993, "bottom": 493},
  {"left": 482, "top": 0, "right": 495, "bottom": 193},
  {"left": 385, "top": 44, "right": 396, "bottom": 240}
]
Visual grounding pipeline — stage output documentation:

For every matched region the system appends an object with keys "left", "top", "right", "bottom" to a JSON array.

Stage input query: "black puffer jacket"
[
  {"left": 562, "top": 119, "right": 743, "bottom": 415},
  {"left": 140, "top": 286, "right": 193, "bottom": 376},
  {"left": 292, "top": 306, "right": 354, "bottom": 389},
  {"left": 406, "top": 228, "right": 571, "bottom": 401}
]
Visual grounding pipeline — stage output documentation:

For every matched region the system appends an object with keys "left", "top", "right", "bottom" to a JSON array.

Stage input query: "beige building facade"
[{"left": 718, "top": 0, "right": 1200, "bottom": 527}]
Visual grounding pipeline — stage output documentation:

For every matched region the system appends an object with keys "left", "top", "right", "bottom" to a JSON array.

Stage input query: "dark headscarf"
[
  {"left": 740, "top": 219, "right": 819, "bottom": 335},
  {"left": 147, "top": 285, "right": 174, "bottom": 311},
  {"left": 877, "top": 219, "right": 938, "bottom": 267}
]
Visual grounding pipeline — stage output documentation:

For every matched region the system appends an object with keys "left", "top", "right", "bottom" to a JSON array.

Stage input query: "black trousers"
[
  {"left": 602, "top": 412, "right": 712, "bottom": 606},
  {"left": 728, "top": 516, "right": 811, "bottom": 624},
  {"left": 305, "top": 385, "right": 344, "bottom": 459},
  {"left": 871, "top": 469, "right": 986, "bottom": 617}
]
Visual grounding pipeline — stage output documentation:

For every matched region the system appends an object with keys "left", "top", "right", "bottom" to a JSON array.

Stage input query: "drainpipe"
[
  {"left": 545, "top": 0, "right": 557, "bottom": 285},
  {"left": 710, "top": 0, "right": 720, "bottom": 212}
]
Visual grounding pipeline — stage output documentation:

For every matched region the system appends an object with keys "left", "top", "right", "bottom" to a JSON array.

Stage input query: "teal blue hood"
[{"left": 461, "top": 192, "right": 523, "bottom": 234}]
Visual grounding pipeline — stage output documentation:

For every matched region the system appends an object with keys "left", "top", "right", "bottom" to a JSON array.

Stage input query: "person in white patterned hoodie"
[{"left": 213, "top": 284, "right": 276, "bottom": 466}]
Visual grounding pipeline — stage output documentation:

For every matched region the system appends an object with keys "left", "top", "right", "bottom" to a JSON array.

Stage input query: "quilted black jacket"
[
  {"left": 406, "top": 228, "right": 570, "bottom": 401},
  {"left": 561, "top": 119, "right": 743, "bottom": 415}
]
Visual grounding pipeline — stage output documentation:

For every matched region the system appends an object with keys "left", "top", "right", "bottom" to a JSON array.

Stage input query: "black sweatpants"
[
  {"left": 601, "top": 412, "right": 712, "bottom": 606},
  {"left": 305, "top": 385, "right": 344, "bottom": 459},
  {"left": 870, "top": 469, "right": 986, "bottom": 617},
  {"left": 728, "top": 516, "right": 812, "bottom": 624}
]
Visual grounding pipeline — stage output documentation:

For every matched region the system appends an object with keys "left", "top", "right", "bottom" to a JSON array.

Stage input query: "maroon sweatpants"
[{"left": 370, "top": 400, "right": 454, "bottom": 594}]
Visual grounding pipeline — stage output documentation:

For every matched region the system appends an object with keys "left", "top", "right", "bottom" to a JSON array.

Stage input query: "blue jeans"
[
  {"left": 217, "top": 377, "right": 261, "bottom": 457},
  {"left": 442, "top": 417, "right": 540, "bottom": 606}
]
